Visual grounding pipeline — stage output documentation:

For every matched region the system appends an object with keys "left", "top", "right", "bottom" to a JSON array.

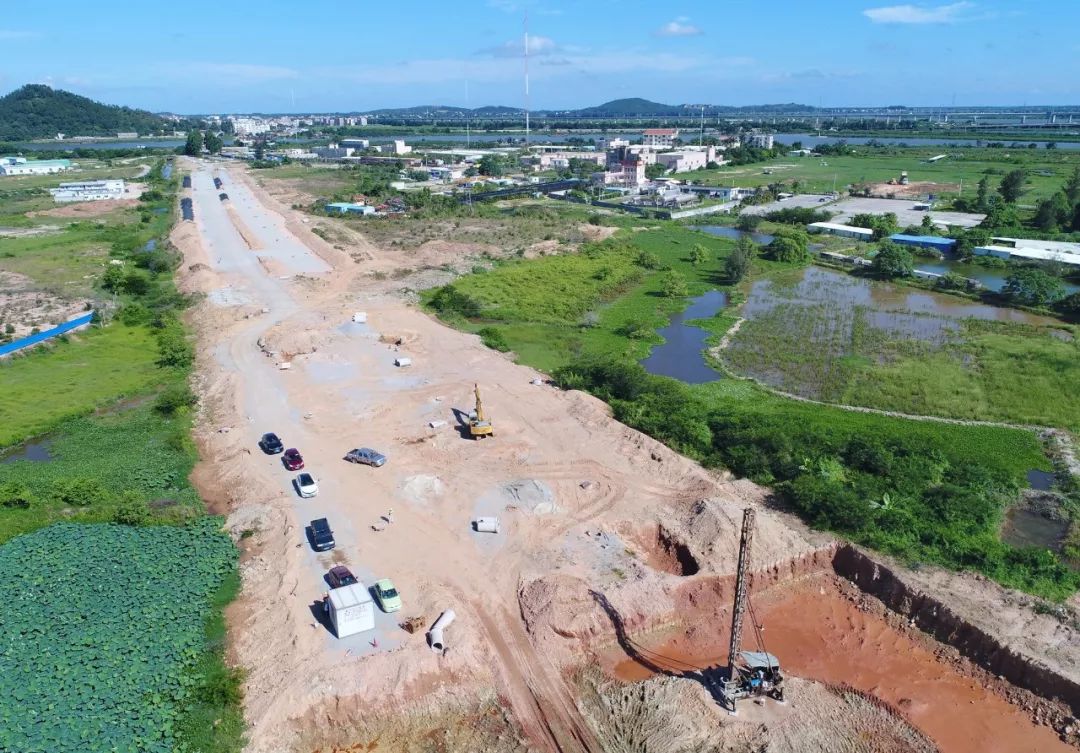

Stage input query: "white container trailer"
[{"left": 328, "top": 582, "right": 376, "bottom": 638}]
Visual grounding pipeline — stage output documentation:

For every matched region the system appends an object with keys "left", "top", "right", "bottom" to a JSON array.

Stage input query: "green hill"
[
  {"left": 0, "top": 84, "right": 173, "bottom": 141},
  {"left": 574, "top": 98, "right": 682, "bottom": 116}
]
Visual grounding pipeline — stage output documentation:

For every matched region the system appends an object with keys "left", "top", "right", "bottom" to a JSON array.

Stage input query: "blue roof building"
[{"left": 889, "top": 234, "right": 957, "bottom": 252}]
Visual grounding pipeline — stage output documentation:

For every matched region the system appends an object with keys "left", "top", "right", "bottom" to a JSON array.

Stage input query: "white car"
[{"left": 295, "top": 472, "right": 318, "bottom": 498}]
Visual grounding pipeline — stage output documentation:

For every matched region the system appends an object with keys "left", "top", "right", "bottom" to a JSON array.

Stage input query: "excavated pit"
[
  {"left": 570, "top": 544, "right": 1080, "bottom": 753},
  {"left": 633, "top": 524, "right": 700, "bottom": 576}
]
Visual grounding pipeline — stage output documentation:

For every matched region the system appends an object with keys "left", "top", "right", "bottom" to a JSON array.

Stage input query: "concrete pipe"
[
  {"left": 427, "top": 609, "right": 457, "bottom": 654},
  {"left": 474, "top": 517, "right": 501, "bottom": 534}
]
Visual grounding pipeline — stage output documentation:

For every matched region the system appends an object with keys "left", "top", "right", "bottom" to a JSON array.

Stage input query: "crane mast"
[{"left": 726, "top": 507, "right": 755, "bottom": 682}]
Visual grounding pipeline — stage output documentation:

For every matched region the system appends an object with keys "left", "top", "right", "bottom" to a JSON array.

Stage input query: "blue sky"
[{"left": 1, "top": 0, "right": 1076, "bottom": 113}]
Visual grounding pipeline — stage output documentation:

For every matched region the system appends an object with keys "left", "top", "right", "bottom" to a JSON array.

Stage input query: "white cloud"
[
  {"left": 654, "top": 17, "right": 703, "bottom": 37},
  {"left": 863, "top": 2, "right": 977, "bottom": 24},
  {"left": 183, "top": 63, "right": 299, "bottom": 82},
  {"left": 482, "top": 34, "right": 558, "bottom": 57},
  {"left": 316, "top": 50, "right": 712, "bottom": 87},
  {"left": 0, "top": 29, "right": 40, "bottom": 40}
]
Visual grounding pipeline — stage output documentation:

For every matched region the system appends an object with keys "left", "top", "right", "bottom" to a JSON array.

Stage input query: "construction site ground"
[{"left": 173, "top": 159, "right": 1080, "bottom": 753}]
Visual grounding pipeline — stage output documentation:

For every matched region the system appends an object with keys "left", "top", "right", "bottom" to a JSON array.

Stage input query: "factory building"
[
  {"left": 807, "top": 221, "right": 875, "bottom": 240},
  {"left": 49, "top": 180, "right": 125, "bottom": 202},
  {"left": 0, "top": 157, "right": 72, "bottom": 176},
  {"left": 889, "top": 234, "right": 958, "bottom": 253}
]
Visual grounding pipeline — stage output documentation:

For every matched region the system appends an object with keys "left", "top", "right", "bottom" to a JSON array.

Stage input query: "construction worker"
[{"left": 387, "top": 508, "right": 395, "bottom": 524}]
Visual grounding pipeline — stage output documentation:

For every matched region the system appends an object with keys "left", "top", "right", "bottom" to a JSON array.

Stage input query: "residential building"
[
  {"left": 597, "top": 154, "right": 647, "bottom": 188},
  {"left": 538, "top": 151, "right": 606, "bottom": 169},
  {"left": 49, "top": 180, "right": 125, "bottom": 202},
  {"left": 656, "top": 148, "right": 708, "bottom": 170},
  {"left": 0, "top": 157, "right": 72, "bottom": 176},
  {"left": 597, "top": 137, "right": 629, "bottom": 151},
  {"left": 743, "top": 132, "right": 775, "bottom": 149},
  {"left": 807, "top": 221, "right": 874, "bottom": 240},
  {"left": 428, "top": 166, "right": 466, "bottom": 183},
  {"left": 231, "top": 117, "right": 270, "bottom": 136},
  {"left": 642, "top": 128, "right": 678, "bottom": 148}
]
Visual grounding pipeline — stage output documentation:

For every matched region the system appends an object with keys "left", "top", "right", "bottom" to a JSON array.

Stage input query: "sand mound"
[
  {"left": 258, "top": 321, "right": 333, "bottom": 358},
  {"left": 575, "top": 670, "right": 937, "bottom": 753},
  {"left": 502, "top": 479, "right": 558, "bottom": 514},
  {"left": 402, "top": 474, "right": 443, "bottom": 504}
]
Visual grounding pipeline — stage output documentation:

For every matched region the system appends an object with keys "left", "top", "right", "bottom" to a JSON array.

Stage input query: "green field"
[
  {"left": 0, "top": 324, "right": 165, "bottom": 447},
  {"left": 679, "top": 147, "right": 1080, "bottom": 205},
  {"left": 426, "top": 223, "right": 1079, "bottom": 600}
]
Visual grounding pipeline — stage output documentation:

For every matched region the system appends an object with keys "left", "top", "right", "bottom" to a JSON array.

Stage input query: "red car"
[
  {"left": 327, "top": 566, "right": 358, "bottom": 589},
  {"left": 282, "top": 448, "right": 304, "bottom": 471}
]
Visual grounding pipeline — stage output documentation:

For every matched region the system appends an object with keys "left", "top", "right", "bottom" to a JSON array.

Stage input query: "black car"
[
  {"left": 259, "top": 432, "right": 284, "bottom": 454},
  {"left": 309, "top": 518, "right": 335, "bottom": 551}
]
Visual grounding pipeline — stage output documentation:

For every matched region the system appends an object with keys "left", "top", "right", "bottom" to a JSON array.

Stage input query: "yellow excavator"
[{"left": 468, "top": 383, "right": 494, "bottom": 439}]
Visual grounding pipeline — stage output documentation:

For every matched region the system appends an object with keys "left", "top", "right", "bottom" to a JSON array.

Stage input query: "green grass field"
[
  {"left": 679, "top": 147, "right": 1080, "bottom": 205},
  {"left": 0, "top": 324, "right": 165, "bottom": 447}
]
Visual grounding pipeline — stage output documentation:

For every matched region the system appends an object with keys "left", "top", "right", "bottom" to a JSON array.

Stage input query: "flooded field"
[{"left": 722, "top": 266, "right": 1066, "bottom": 404}]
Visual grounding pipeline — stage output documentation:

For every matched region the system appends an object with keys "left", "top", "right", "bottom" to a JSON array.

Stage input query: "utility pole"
[
  {"left": 523, "top": 11, "right": 530, "bottom": 148},
  {"left": 725, "top": 508, "right": 755, "bottom": 711}
]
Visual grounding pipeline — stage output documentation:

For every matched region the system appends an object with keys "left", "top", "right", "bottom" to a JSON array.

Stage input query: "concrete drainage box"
[{"left": 328, "top": 582, "right": 375, "bottom": 638}]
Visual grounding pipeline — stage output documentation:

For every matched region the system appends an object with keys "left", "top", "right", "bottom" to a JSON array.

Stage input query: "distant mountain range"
[
  {"left": 360, "top": 98, "right": 822, "bottom": 119},
  {"left": 0, "top": 85, "right": 176, "bottom": 141}
]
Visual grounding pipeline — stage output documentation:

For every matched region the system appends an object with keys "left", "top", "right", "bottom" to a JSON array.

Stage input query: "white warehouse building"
[
  {"left": 807, "top": 221, "right": 875, "bottom": 240},
  {"left": 0, "top": 157, "right": 73, "bottom": 176},
  {"left": 49, "top": 180, "right": 126, "bottom": 203}
]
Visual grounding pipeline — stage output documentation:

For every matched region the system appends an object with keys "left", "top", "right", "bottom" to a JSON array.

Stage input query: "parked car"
[
  {"left": 373, "top": 578, "right": 402, "bottom": 612},
  {"left": 259, "top": 432, "right": 284, "bottom": 454},
  {"left": 344, "top": 448, "right": 387, "bottom": 467},
  {"left": 295, "top": 472, "right": 318, "bottom": 498},
  {"left": 308, "top": 518, "right": 335, "bottom": 551},
  {"left": 282, "top": 448, "right": 304, "bottom": 470},
  {"left": 327, "top": 566, "right": 358, "bottom": 589}
]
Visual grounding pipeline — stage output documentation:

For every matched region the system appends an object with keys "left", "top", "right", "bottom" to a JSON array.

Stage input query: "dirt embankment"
[{"left": 834, "top": 545, "right": 1080, "bottom": 721}]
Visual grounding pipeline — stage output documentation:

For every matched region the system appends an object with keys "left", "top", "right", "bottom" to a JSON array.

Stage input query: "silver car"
[{"left": 345, "top": 447, "right": 387, "bottom": 467}]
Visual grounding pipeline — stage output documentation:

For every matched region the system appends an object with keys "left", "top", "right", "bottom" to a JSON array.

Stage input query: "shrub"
[
  {"left": 477, "top": 327, "right": 511, "bottom": 352},
  {"left": 764, "top": 229, "right": 811, "bottom": 264},
  {"left": 50, "top": 477, "right": 114, "bottom": 507},
  {"left": 870, "top": 242, "right": 914, "bottom": 280},
  {"left": 429, "top": 285, "right": 482, "bottom": 318},
  {"left": 113, "top": 493, "right": 151, "bottom": 525},
  {"left": 635, "top": 249, "right": 663, "bottom": 270},
  {"left": 155, "top": 384, "right": 198, "bottom": 415},
  {"left": 0, "top": 481, "right": 34, "bottom": 509},
  {"left": 660, "top": 271, "right": 689, "bottom": 297}
]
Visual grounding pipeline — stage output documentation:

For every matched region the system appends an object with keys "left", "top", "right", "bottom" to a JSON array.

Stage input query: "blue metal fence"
[{"left": 0, "top": 313, "right": 95, "bottom": 357}]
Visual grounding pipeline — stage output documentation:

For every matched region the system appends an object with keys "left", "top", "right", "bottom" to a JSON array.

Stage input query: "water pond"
[
  {"left": 1, "top": 439, "right": 54, "bottom": 464},
  {"left": 639, "top": 290, "right": 727, "bottom": 384}
]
